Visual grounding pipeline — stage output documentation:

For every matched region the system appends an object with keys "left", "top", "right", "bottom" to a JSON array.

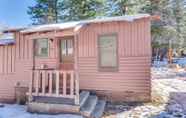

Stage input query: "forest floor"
[{"left": 0, "top": 66, "right": 186, "bottom": 118}]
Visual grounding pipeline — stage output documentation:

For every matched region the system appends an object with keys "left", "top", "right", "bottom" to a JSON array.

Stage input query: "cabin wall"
[
  {"left": 0, "top": 19, "right": 151, "bottom": 102},
  {"left": 0, "top": 32, "right": 33, "bottom": 102},
  {"left": 78, "top": 18, "right": 151, "bottom": 101}
]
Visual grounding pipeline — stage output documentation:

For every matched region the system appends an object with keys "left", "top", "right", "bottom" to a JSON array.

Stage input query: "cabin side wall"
[
  {"left": 78, "top": 18, "right": 151, "bottom": 101},
  {"left": 0, "top": 32, "right": 33, "bottom": 102}
]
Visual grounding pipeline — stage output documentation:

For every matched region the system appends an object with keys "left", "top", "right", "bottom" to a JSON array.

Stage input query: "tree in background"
[
  {"left": 28, "top": 0, "right": 103, "bottom": 24},
  {"left": 104, "top": 0, "right": 140, "bottom": 16},
  {"left": 171, "top": 0, "right": 186, "bottom": 49},
  {"left": 59, "top": 0, "right": 103, "bottom": 21},
  {"left": 28, "top": 0, "right": 63, "bottom": 24}
]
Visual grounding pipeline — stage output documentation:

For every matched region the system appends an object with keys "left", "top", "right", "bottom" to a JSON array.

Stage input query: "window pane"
[
  {"left": 67, "top": 39, "right": 73, "bottom": 55},
  {"left": 61, "top": 40, "right": 67, "bottom": 55},
  {"left": 99, "top": 35, "right": 117, "bottom": 68},
  {"left": 35, "top": 39, "right": 48, "bottom": 57}
]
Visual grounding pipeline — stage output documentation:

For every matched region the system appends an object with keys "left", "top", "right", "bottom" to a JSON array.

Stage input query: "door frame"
[{"left": 57, "top": 36, "right": 75, "bottom": 70}]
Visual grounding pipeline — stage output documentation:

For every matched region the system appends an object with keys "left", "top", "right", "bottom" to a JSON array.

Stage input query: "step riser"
[
  {"left": 80, "top": 91, "right": 90, "bottom": 108},
  {"left": 28, "top": 102, "right": 80, "bottom": 114}
]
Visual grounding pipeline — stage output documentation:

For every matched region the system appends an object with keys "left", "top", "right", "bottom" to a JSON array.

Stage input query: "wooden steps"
[
  {"left": 80, "top": 95, "right": 98, "bottom": 117},
  {"left": 80, "top": 91, "right": 106, "bottom": 118},
  {"left": 91, "top": 100, "right": 106, "bottom": 118},
  {"left": 27, "top": 91, "right": 106, "bottom": 118}
]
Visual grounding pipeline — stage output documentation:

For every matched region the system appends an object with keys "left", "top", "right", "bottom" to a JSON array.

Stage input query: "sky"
[{"left": 0, "top": 0, "right": 36, "bottom": 27}]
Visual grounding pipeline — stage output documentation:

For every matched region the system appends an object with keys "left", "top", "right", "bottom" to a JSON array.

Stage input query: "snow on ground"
[
  {"left": 104, "top": 65, "right": 186, "bottom": 118},
  {"left": 0, "top": 104, "right": 82, "bottom": 118}
]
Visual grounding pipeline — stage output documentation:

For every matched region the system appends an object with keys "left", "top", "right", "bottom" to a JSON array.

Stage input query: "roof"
[
  {"left": 3, "top": 27, "right": 25, "bottom": 33},
  {"left": 21, "top": 14, "right": 150, "bottom": 33},
  {"left": 0, "top": 33, "right": 15, "bottom": 46}
]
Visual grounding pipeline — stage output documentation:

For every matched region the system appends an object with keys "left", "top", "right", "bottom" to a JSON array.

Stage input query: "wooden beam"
[{"left": 74, "top": 34, "right": 80, "bottom": 105}]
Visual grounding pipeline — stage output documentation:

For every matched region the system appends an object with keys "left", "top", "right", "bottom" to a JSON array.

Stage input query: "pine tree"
[
  {"left": 28, "top": 0, "right": 61, "bottom": 24},
  {"left": 105, "top": 0, "right": 138, "bottom": 16},
  {"left": 60, "top": 0, "right": 103, "bottom": 21},
  {"left": 171, "top": 0, "right": 186, "bottom": 48},
  {"left": 28, "top": 0, "right": 103, "bottom": 24}
]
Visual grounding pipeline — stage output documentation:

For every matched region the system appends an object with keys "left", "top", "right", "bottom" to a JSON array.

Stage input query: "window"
[
  {"left": 35, "top": 39, "right": 48, "bottom": 57},
  {"left": 60, "top": 39, "right": 74, "bottom": 63},
  {"left": 98, "top": 34, "right": 118, "bottom": 71}
]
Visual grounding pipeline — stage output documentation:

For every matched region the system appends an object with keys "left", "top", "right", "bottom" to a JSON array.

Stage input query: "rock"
[
  {"left": 0, "top": 103, "right": 4, "bottom": 107},
  {"left": 153, "top": 111, "right": 172, "bottom": 118},
  {"left": 167, "top": 104, "right": 183, "bottom": 113},
  {"left": 173, "top": 112, "right": 184, "bottom": 118}
]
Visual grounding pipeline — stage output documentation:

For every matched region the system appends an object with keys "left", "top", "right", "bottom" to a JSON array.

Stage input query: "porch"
[
  {"left": 28, "top": 69, "right": 79, "bottom": 104},
  {"left": 27, "top": 69, "right": 106, "bottom": 118}
]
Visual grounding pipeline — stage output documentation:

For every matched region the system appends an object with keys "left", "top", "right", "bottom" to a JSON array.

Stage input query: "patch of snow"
[
  {"left": 0, "top": 33, "right": 14, "bottom": 40},
  {"left": 152, "top": 60, "right": 168, "bottom": 67},
  {"left": 0, "top": 104, "right": 83, "bottom": 118},
  {"left": 174, "top": 57, "right": 186, "bottom": 67}
]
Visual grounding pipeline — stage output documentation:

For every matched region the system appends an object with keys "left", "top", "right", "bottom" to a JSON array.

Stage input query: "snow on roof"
[
  {"left": 0, "top": 39, "right": 15, "bottom": 46},
  {"left": 21, "top": 21, "right": 81, "bottom": 33},
  {"left": 21, "top": 14, "right": 150, "bottom": 33},
  {"left": 0, "top": 33, "right": 15, "bottom": 46}
]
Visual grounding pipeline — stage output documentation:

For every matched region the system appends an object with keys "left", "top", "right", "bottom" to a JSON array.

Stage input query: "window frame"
[
  {"left": 98, "top": 33, "right": 119, "bottom": 72},
  {"left": 34, "top": 38, "right": 49, "bottom": 58}
]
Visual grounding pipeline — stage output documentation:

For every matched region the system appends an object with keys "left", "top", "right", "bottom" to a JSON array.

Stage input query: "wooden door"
[{"left": 59, "top": 37, "right": 74, "bottom": 70}]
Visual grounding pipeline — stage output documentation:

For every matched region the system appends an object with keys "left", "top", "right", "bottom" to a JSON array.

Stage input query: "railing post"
[
  {"left": 49, "top": 71, "right": 53, "bottom": 95},
  {"left": 63, "top": 71, "right": 67, "bottom": 95},
  {"left": 28, "top": 70, "right": 33, "bottom": 102},
  {"left": 56, "top": 71, "right": 60, "bottom": 96},
  {"left": 42, "top": 71, "right": 46, "bottom": 95},
  {"left": 75, "top": 71, "right": 79, "bottom": 105},
  {"left": 35, "top": 70, "right": 39, "bottom": 96},
  {"left": 70, "top": 71, "right": 74, "bottom": 96}
]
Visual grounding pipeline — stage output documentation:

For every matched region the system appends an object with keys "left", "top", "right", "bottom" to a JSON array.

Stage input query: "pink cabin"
[{"left": 0, "top": 14, "right": 151, "bottom": 116}]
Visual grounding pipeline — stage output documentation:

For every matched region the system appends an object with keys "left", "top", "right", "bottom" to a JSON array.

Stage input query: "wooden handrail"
[{"left": 28, "top": 70, "right": 79, "bottom": 104}]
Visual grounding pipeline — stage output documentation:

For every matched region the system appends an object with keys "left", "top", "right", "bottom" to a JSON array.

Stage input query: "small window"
[
  {"left": 60, "top": 39, "right": 74, "bottom": 63},
  {"left": 98, "top": 34, "right": 118, "bottom": 71},
  {"left": 35, "top": 39, "right": 48, "bottom": 57}
]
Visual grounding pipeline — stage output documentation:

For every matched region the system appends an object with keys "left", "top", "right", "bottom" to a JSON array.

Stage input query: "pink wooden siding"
[
  {"left": 0, "top": 32, "right": 33, "bottom": 102},
  {"left": 78, "top": 18, "right": 151, "bottom": 101}
]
